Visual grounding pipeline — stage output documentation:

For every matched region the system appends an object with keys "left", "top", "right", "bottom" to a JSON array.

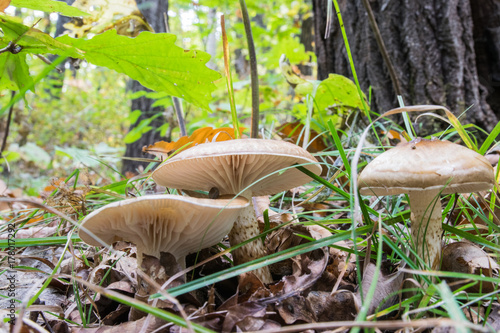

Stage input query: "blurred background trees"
[{"left": 1, "top": 0, "right": 498, "bottom": 193}]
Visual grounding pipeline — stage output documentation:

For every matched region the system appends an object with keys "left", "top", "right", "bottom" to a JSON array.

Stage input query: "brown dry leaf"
[
  {"left": 326, "top": 240, "right": 357, "bottom": 283},
  {"left": 0, "top": 224, "right": 59, "bottom": 239},
  {"left": 355, "top": 262, "right": 404, "bottom": 315},
  {"left": 276, "top": 295, "right": 315, "bottom": 324},
  {"left": 441, "top": 242, "right": 499, "bottom": 293},
  {"left": 0, "top": 0, "right": 10, "bottom": 12},
  {"left": 276, "top": 121, "right": 327, "bottom": 153},
  {"left": 237, "top": 272, "right": 269, "bottom": 303},
  {"left": 485, "top": 303, "right": 500, "bottom": 331},
  {"left": 306, "top": 290, "right": 357, "bottom": 322},
  {"left": 221, "top": 301, "right": 268, "bottom": 332},
  {"left": 71, "top": 315, "right": 167, "bottom": 332},
  {"left": 143, "top": 126, "right": 244, "bottom": 159}
]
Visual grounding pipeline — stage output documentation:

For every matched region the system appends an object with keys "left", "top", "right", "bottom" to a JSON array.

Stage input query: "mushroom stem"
[
  {"left": 228, "top": 196, "right": 273, "bottom": 283},
  {"left": 408, "top": 189, "right": 442, "bottom": 270}
]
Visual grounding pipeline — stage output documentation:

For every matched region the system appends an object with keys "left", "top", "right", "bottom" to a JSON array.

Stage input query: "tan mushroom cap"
[
  {"left": 152, "top": 139, "right": 322, "bottom": 196},
  {"left": 78, "top": 194, "right": 249, "bottom": 261},
  {"left": 359, "top": 138, "right": 495, "bottom": 196}
]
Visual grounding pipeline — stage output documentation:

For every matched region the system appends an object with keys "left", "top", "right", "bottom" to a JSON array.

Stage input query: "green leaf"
[
  {"left": 0, "top": 52, "right": 32, "bottom": 90},
  {"left": 57, "top": 30, "right": 221, "bottom": 110},
  {"left": 316, "top": 74, "right": 366, "bottom": 110},
  {"left": 314, "top": 73, "right": 367, "bottom": 129},
  {"left": 0, "top": 14, "right": 83, "bottom": 57},
  {"left": 10, "top": 0, "right": 90, "bottom": 17}
]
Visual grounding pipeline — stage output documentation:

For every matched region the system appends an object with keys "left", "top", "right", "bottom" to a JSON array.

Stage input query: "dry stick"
[
  {"left": 163, "top": 12, "right": 187, "bottom": 137},
  {"left": 361, "top": 0, "right": 402, "bottom": 96},
  {"left": 0, "top": 91, "right": 16, "bottom": 158},
  {"left": 239, "top": 0, "right": 259, "bottom": 138}
]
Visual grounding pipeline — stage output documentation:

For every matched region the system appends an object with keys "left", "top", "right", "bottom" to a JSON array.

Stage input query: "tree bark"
[
  {"left": 122, "top": 0, "right": 168, "bottom": 175},
  {"left": 312, "top": 0, "right": 499, "bottom": 135}
]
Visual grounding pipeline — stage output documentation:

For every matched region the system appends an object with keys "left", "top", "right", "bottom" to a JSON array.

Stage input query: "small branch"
[
  {"left": 0, "top": 41, "right": 23, "bottom": 55},
  {"left": 35, "top": 54, "right": 63, "bottom": 73},
  {"left": 0, "top": 91, "right": 16, "bottom": 158},
  {"left": 172, "top": 97, "right": 187, "bottom": 137},
  {"left": 239, "top": 0, "right": 259, "bottom": 138},
  {"left": 163, "top": 12, "right": 187, "bottom": 137},
  {"left": 361, "top": 0, "right": 403, "bottom": 96}
]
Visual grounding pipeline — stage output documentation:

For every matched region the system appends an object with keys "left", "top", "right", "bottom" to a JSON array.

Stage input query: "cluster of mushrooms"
[
  {"left": 79, "top": 139, "right": 322, "bottom": 283},
  {"left": 78, "top": 136, "right": 496, "bottom": 286}
]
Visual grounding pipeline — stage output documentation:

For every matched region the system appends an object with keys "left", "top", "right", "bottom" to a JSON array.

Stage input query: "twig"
[
  {"left": 361, "top": 0, "right": 403, "bottom": 96},
  {"left": 35, "top": 54, "right": 63, "bottom": 73},
  {"left": 0, "top": 41, "right": 23, "bottom": 55},
  {"left": 163, "top": 12, "right": 187, "bottom": 137},
  {"left": 0, "top": 91, "right": 16, "bottom": 158},
  {"left": 172, "top": 97, "right": 187, "bottom": 137},
  {"left": 239, "top": 0, "right": 259, "bottom": 138}
]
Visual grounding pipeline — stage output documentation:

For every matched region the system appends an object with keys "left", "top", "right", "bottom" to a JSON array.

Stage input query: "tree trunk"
[
  {"left": 312, "top": 0, "right": 499, "bottom": 135},
  {"left": 45, "top": 0, "right": 75, "bottom": 99},
  {"left": 122, "top": 0, "right": 168, "bottom": 175}
]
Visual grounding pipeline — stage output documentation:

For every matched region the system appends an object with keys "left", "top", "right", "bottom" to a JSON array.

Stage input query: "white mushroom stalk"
[
  {"left": 152, "top": 139, "right": 322, "bottom": 283},
  {"left": 78, "top": 195, "right": 249, "bottom": 268},
  {"left": 358, "top": 138, "right": 495, "bottom": 270}
]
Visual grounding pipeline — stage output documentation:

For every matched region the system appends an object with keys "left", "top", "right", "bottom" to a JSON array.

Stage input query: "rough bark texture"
[
  {"left": 298, "top": 14, "right": 314, "bottom": 76},
  {"left": 313, "top": 0, "right": 499, "bottom": 134},
  {"left": 471, "top": 0, "right": 500, "bottom": 116},
  {"left": 122, "top": 0, "right": 168, "bottom": 175}
]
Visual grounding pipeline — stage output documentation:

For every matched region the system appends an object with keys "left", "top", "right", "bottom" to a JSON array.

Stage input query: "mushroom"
[
  {"left": 152, "top": 139, "right": 322, "bottom": 283},
  {"left": 358, "top": 138, "right": 495, "bottom": 269},
  {"left": 78, "top": 194, "right": 249, "bottom": 268}
]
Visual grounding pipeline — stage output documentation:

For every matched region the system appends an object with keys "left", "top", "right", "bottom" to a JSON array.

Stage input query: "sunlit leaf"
[
  {"left": 10, "top": 0, "right": 89, "bottom": 17},
  {"left": 315, "top": 74, "right": 366, "bottom": 130},
  {"left": 0, "top": 52, "right": 32, "bottom": 90},
  {"left": 143, "top": 126, "right": 245, "bottom": 159},
  {"left": 0, "top": 14, "right": 83, "bottom": 57},
  {"left": 57, "top": 30, "right": 220, "bottom": 110}
]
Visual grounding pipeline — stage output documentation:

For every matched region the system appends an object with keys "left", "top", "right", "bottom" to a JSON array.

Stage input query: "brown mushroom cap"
[
  {"left": 78, "top": 195, "right": 249, "bottom": 261},
  {"left": 152, "top": 139, "right": 322, "bottom": 196},
  {"left": 359, "top": 138, "right": 495, "bottom": 196}
]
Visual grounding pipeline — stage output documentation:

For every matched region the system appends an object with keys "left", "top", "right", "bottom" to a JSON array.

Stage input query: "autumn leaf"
[
  {"left": 143, "top": 126, "right": 245, "bottom": 159},
  {"left": 277, "top": 121, "right": 327, "bottom": 153},
  {"left": 0, "top": 0, "right": 10, "bottom": 12}
]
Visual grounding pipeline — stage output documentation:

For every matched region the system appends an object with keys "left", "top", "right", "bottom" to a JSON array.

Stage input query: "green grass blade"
[
  {"left": 479, "top": 120, "right": 500, "bottom": 155},
  {"left": 156, "top": 225, "right": 372, "bottom": 299}
]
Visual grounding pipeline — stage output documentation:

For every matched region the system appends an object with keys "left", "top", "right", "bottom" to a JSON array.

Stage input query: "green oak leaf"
[
  {"left": 0, "top": 52, "right": 33, "bottom": 91},
  {"left": 58, "top": 30, "right": 221, "bottom": 110},
  {"left": 10, "top": 0, "right": 89, "bottom": 17},
  {"left": 0, "top": 14, "right": 83, "bottom": 57}
]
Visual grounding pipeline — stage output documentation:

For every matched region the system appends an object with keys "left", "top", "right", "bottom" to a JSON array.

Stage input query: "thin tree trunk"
[
  {"left": 313, "top": 0, "right": 499, "bottom": 134},
  {"left": 122, "top": 0, "right": 168, "bottom": 175}
]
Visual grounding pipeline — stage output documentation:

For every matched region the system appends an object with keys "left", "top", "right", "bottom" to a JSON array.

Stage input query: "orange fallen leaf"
[
  {"left": 0, "top": 0, "right": 10, "bottom": 12},
  {"left": 276, "top": 122, "right": 327, "bottom": 153},
  {"left": 43, "top": 177, "right": 66, "bottom": 193},
  {"left": 143, "top": 126, "right": 245, "bottom": 159}
]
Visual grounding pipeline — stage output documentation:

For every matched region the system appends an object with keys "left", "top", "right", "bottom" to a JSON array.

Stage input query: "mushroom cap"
[
  {"left": 78, "top": 194, "right": 249, "bottom": 260},
  {"left": 358, "top": 138, "right": 495, "bottom": 196},
  {"left": 152, "top": 139, "right": 322, "bottom": 196}
]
